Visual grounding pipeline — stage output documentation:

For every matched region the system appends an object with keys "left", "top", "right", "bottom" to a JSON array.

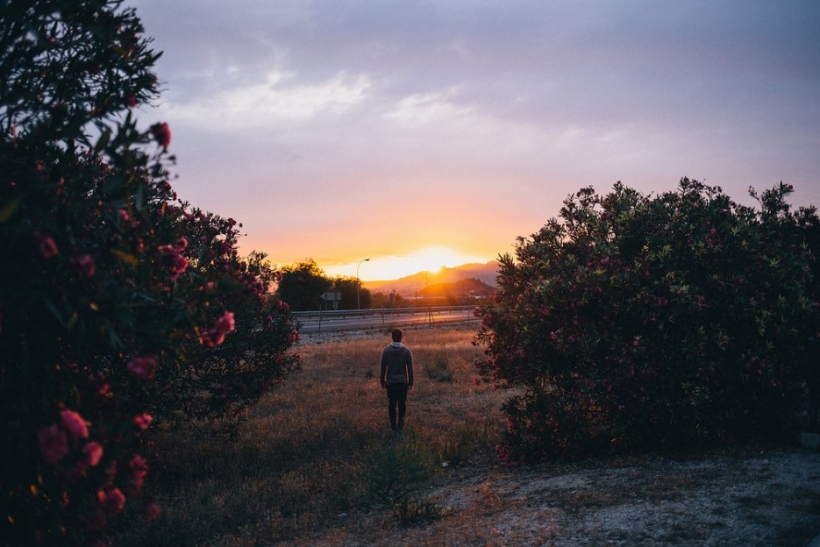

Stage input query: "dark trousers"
[{"left": 386, "top": 383, "right": 408, "bottom": 428}]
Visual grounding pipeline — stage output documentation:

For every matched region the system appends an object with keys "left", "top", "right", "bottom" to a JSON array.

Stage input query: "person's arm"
[
  {"left": 379, "top": 350, "right": 387, "bottom": 388},
  {"left": 406, "top": 349, "right": 414, "bottom": 388}
]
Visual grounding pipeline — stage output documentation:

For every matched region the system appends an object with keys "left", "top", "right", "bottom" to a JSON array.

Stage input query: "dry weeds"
[{"left": 112, "top": 325, "right": 820, "bottom": 547}]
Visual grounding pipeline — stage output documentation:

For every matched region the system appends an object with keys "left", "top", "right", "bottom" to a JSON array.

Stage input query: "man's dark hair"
[{"left": 391, "top": 328, "right": 403, "bottom": 342}]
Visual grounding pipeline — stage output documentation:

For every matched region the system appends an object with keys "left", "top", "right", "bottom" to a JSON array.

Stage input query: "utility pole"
[{"left": 357, "top": 258, "right": 370, "bottom": 309}]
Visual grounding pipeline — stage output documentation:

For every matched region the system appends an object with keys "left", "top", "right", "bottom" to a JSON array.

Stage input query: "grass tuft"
[
  {"left": 366, "top": 437, "right": 441, "bottom": 526},
  {"left": 425, "top": 349, "right": 455, "bottom": 382}
]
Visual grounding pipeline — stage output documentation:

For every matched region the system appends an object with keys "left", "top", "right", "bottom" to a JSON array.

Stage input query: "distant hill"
[
  {"left": 417, "top": 278, "right": 495, "bottom": 298},
  {"left": 364, "top": 260, "right": 499, "bottom": 296}
]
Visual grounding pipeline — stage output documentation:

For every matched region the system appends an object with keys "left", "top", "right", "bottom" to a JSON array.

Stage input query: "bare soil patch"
[{"left": 298, "top": 444, "right": 820, "bottom": 547}]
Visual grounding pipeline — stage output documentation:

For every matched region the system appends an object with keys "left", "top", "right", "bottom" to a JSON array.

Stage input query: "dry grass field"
[
  {"left": 112, "top": 325, "right": 507, "bottom": 545},
  {"left": 112, "top": 325, "right": 820, "bottom": 547}
]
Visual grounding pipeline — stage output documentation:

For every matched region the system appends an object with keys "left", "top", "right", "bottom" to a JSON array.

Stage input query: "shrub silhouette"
[
  {"left": 475, "top": 179, "right": 820, "bottom": 462},
  {"left": 0, "top": 2, "right": 298, "bottom": 544}
]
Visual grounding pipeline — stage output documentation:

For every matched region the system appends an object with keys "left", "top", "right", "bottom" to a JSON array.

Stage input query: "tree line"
[{"left": 276, "top": 258, "right": 373, "bottom": 311}]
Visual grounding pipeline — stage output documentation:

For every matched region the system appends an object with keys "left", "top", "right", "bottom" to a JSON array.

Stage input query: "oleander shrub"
[
  {"left": 0, "top": 2, "right": 298, "bottom": 545},
  {"left": 475, "top": 179, "right": 820, "bottom": 462}
]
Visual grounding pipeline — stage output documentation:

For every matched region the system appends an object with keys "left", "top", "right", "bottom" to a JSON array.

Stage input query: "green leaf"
[
  {"left": 95, "top": 128, "right": 112, "bottom": 152},
  {"left": 44, "top": 299, "right": 66, "bottom": 327},
  {"left": 135, "top": 182, "right": 145, "bottom": 211},
  {"left": 0, "top": 196, "right": 22, "bottom": 223},
  {"left": 111, "top": 248, "right": 139, "bottom": 266}
]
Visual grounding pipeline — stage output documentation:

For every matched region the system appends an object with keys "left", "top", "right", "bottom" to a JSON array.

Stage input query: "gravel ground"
[
  {"left": 299, "top": 445, "right": 820, "bottom": 547},
  {"left": 426, "top": 446, "right": 820, "bottom": 546}
]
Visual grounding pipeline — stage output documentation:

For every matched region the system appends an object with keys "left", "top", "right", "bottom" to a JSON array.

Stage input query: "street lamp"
[{"left": 357, "top": 258, "right": 370, "bottom": 310}]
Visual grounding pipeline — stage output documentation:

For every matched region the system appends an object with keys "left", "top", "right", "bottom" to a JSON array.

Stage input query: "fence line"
[{"left": 292, "top": 305, "right": 480, "bottom": 333}]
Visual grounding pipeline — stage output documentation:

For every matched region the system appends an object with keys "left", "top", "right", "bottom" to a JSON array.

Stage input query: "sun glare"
[{"left": 324, "top": 246, "right": 490, "bottom": 281}]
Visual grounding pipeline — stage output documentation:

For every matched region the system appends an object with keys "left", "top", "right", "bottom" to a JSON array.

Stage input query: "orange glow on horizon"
[{"left": 323, "top": 246, "right": 492, "bottom": 281}]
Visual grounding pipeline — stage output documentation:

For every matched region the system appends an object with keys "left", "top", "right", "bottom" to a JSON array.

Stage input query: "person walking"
[{"left": 380, "top": 328, "right": 414, "bottom": 432}]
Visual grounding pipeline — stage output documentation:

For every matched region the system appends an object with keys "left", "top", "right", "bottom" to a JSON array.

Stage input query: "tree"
[
  {"left": 475, "top": 179, "right": 819, "bottom": 462},
  {"left": 332, "top": 276, "right": 371, "bottom": 309},
  {"left": 372, "top": 291, "right": 406, "bottom": 308},
  {"left": 277, "top": 258, "right": 332, "bottom": 311},
  {"left": 0, "top": 2, "right": 298, "bottom": 544},
  {"left": 417, "top": 278, "right": 495, "bottom": 305}
]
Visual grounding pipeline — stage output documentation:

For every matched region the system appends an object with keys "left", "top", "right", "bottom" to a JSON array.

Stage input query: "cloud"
[
  {"left": 383, "top": 90, "right": 474, "bottom": 128},
  {"left": 163, "top": 71, "right": 371, "bottom": 130}
]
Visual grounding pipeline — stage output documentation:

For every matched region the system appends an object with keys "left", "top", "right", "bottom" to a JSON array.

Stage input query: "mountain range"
[{"left": 363, "top": 260, "right": 499, "bottom": 296}]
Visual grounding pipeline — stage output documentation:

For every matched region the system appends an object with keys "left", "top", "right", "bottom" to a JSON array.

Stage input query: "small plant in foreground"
[
  {"left": 426, "top": 350, "right": 455, "bottom": 382},
  {"left": 366, "top": 441, "right": 441, "bottom": 527}
]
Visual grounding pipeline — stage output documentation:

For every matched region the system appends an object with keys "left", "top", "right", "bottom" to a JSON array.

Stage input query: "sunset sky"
[{"left": 130, "top": 1, "right": 820, "bottom": 281}]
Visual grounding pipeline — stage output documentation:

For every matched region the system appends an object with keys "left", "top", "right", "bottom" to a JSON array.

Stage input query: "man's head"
[{"left": 391, "top": 328, "right": 403, "bottom": 342}]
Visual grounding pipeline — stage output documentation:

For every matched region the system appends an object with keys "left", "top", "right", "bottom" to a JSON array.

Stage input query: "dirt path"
[{"left": 299, "top": 445, "right": 820, "bottom": 547}]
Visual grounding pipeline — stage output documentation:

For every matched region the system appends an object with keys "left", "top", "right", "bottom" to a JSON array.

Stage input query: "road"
[{"left": 293, "top": 306, "right": 480, "bottom": 334}]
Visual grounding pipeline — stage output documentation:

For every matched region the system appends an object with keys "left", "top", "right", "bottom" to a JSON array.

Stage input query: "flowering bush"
[
  {"left": 0, "top": 1, "right": 299, "bottom": 544},
  {"left": 475, "top": 180, "right": 820, "bottom": 462}
]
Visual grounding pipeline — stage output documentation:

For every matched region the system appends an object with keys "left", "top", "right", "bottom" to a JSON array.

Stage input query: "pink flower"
[
  {"left": 39, "top": 236, "right": 59, "bottom": 258},
  {"left": 127, "top": 355, "right": 157, "bottom": 381},
  {"left": 142, "top": 500, "right": 161, "bottom": 521},
  {"left": 127, "top": 455, "right": 149, "bottom": 494},
  {"left": 202, "top": 311, "right": 235, "bottom": 347},
  {"left": 158, "top": 244, "right": 189, "bottom": 278},
  {"left": 173, "top": 237, "right": 188, "bottom": 252},
  {"left": 38, "top": 425, "right": 69, "bottom": 464},
  {"left": 60, "top": 410, "right": 89, "bottom": 441},
  {"left": 133, "top": 413, "right": 152, "bottom": 432},
  {"left": 76, "top": 254, "right": 95, "bottom": 277},
  {"left": 98, "top": 488, "right": 126, "bottom": 516},
  {"left": 82, "top": 441, "right": 104, "bottom": 467},
  {"left": 218, "top": 310, "right": 236, "bottom": 328},
  {"left": 150, "top": 122, "right": 171, "bottom": 148}
]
